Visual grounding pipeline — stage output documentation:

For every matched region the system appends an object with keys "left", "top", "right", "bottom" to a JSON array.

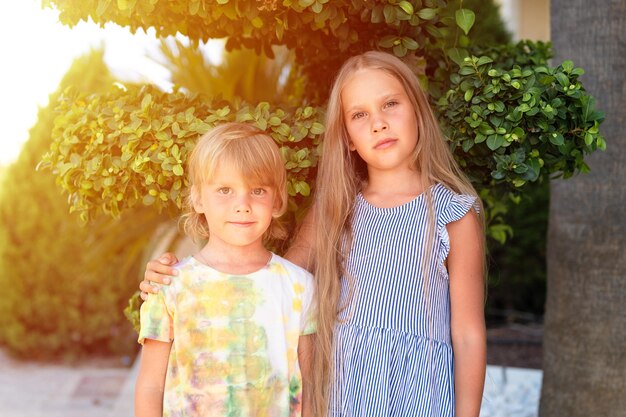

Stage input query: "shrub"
[{"left": 0, "top": 50, "right": 167, "bottom": 359}]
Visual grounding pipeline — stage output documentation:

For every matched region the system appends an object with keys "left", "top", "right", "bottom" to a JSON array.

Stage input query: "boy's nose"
[{"left": 235, "top": 197, "right": 252, "bottom": 213}]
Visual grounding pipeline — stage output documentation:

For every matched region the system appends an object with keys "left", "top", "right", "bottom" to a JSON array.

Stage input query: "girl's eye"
[
  {"left": 384, "top": 100, "right": 398, "bottom": 109},
  {"left": 217, "top": 187, "right": 231, "bottom": 194},
  {"left": 252, "top": 188, "right": 266, "bottom": 196},
  {"left": 351, "top": 111, "right": 366, "bottom": 120}
]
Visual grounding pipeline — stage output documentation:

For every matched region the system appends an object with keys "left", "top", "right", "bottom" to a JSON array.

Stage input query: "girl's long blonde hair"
[{"left": 311, "top": 50, "right": 484, "bottom": 416}]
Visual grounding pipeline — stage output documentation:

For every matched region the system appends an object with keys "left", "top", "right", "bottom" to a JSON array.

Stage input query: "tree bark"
[{"left": 541, "top": 1, "right": 626, "bottom": 416}]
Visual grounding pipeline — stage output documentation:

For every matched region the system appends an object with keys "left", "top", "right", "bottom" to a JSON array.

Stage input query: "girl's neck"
[
  {"left": 195, "top": 242, "right": 272, "bottom": 275},
  {"left": 362, "top": 168, "right": 425, "bottom": 208}
]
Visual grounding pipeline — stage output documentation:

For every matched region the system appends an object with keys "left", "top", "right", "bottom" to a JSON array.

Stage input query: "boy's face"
[{"left": 192, "top": 164, "right": 279, "bottom": 251}]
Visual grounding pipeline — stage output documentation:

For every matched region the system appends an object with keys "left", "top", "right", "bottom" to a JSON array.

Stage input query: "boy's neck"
[{"left": 195, "top": 242, "right": 272, "bottom": 275}]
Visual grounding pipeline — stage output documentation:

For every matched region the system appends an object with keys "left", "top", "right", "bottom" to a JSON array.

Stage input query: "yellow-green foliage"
[
  {"left": 42, "top": 86, "right": 324, "bottom": 225},
  {"left": 45, "top": 0, "right": 477, "bottom": 98},
  {"left": 40, "top": 1, "right": 604, "bottom": 246},
  {"left": 0, "top": 50, "right": 166, "bottom": 359}
]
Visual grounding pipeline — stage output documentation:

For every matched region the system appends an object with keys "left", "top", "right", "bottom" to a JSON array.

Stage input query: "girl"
[
  {"left": 142, "top": 51, "right": 486, "bottom": 417},
  {"left": 135, "top": 123, "right": 316, "bottom": 417}
]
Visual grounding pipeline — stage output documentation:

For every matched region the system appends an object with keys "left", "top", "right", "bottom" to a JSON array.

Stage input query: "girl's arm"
[
  {"left": 140, "top": 254, "right": 179, "bottom": 300},
  {"left": 297, "top": 334, "right": 315, "bottom": 417},
  {"left": 140, "top": 208, "right": 316, "bottom": 299},
  {"left": 447, "top": 209, "right": 487, "bottom": 417},
  {"left": 135, "top": 339, "right": 172, "bottom": 417},
  {"left": 284, "top": 208, "right": 316, "bottom": 272}
]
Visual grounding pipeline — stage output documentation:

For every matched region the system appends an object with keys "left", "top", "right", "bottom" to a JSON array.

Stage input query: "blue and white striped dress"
[{"left": 329, "top": 183, "right": 478, "bottom": 417}]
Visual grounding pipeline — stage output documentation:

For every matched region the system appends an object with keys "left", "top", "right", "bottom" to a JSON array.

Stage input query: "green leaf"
[
  {"left": 96, "top": 0, "right": 111, "bottom": 16},
  {"left": 455, "top": 8, "right": 475, "bottom": 35},
  {"left": 417, "top": 8, "right": 437, "bottom": 20},
  {"left": 371, "top": 5, "right": 384, "bottom": 23},
  {"left": 378, "top": 35, "right": 397, "bottom": 49},
  {"left": 268, "top": 116, "right": 282, "bottom": 126},
  {"left": 398, "top": 1, "right": 414, "bottom": 15},
  {"left": 486, "top": 134, "right": 504, "bottom": 150},
  {"left": 188, "top": 0, "right": 199, "bottom": 15},
  {"left": 476, "top": 56, "right": 493, "bottom": 67},
  {"left": 311, "top": 1, "right": 323, "bottom": 13},
  {"left": 447, "top": 48, "right": 469, "bottom": 67},
  {"left": 251, "top": 16, "right": 264, "bottom": 28},
  {"left": 488, "top": 224, "right": 513, "bottom": 244},
  {"left": 549, "top": 133, "right": 565, "bottom": 146},
  {"left": 401, "top": 37, "right": 419, "bottom": 50},
  {"left": 393, "top": 44, "right": 407, "bottom": 57},
  {"left": 562, "top": 60, "right": 573, "bottom": 72},
  {"left": 310, "top": 122, "right": 325, "bottom": 135},
  {"left": 383, "top": 4, "right": 396, "bottom": 23},
  {"left": 554, "top": 72, "right": 569, "bottom": 87},
  {"left": 173, "top": 164, "right": 184, "bottom": 176},
  {"left": 581, "top": 95, "right": 596, "bottom": 123}
]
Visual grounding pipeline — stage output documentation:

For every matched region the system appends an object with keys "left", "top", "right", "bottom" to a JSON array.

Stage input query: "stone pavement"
[
  {"left": 0, "top": 347, "right": 542, "bottom": 417},
  {"left": 0, "top": 349, "right": 136, "bottom": 417}
]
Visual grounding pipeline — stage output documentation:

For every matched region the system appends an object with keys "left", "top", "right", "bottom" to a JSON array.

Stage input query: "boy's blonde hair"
[
  {"left": 311, "top": 50, "right": 484, "bottom": 417},
  {"left": 181, "top": 122, "right": 288, "bottom": 242}
]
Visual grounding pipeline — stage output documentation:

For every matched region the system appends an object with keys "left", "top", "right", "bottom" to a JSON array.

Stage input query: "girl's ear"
[
  {"left": 348, "top": 141, "right": 356, "bottom": 151},
  {"left": 191, "top": 186, "right": 204, "bottom": 213}
]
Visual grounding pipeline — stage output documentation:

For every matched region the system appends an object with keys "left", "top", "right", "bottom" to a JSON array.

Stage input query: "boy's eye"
[{"left": 252, "top": 188, "right": 266, "bottom": 196}]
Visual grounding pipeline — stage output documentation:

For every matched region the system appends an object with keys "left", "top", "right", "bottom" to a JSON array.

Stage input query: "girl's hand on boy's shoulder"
[{"left": 139, "top": 253, "right": 179, "bottom": 301}]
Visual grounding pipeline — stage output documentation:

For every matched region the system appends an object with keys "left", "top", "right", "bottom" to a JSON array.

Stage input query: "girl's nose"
[{"left": 372, "top": 117, "right": 388, "bottom": 133}]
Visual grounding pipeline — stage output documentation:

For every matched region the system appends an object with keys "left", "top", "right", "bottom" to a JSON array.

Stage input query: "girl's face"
[
  {"left": 341, "top": 68, "right": 418, "bottom": 175},
  {"left": 192, "top": 163, "right": 279, "bottom": 252}
]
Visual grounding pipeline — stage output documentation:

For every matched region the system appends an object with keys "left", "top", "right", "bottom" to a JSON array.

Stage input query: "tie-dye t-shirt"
[{"left": 138, "top": 253, "right": 316, "bottom": 417}]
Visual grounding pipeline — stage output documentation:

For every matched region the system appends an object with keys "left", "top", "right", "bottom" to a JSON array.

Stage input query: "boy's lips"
[
  {"left": 374, "top": 138, "right": 397, "bottom": 149},
  {"left": 228, "top": 221, "right": 255, "bottom": 227}
]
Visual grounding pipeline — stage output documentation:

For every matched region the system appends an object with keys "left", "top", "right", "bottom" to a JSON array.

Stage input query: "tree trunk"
[{"left": 541, "top": 1, "right": 626, "bottom": 416}]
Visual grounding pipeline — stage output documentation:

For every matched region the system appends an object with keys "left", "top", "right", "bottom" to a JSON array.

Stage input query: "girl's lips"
[{"left": 374, "top": 138, "right": 397, "bottom": 149}]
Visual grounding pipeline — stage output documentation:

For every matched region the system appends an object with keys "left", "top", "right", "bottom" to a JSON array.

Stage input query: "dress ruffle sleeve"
[{"left": 437, "top": 190, "right": 480, "bottom": 270}]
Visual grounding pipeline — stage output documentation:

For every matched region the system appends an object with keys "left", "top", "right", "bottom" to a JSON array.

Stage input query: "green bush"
[
  {"left": 41, "top": 1, "right": 604, "bottom": 242},
  {"left": 487, "top": 180, "right": 549, "bottom": 318},
  {"left": 40, "top": 0, "right": 605, "bottom": 321},
  {"left": 0, "top": 50, "right": 166, "bottom": 360}
]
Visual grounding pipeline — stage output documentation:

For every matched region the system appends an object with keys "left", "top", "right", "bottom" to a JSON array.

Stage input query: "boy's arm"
[
  {"left": 284, "top": 209, "right": 316, "bottom": 272},
  {"left": 297, "top": 334, "right": 315, "bottom": 417},
  {"left": 135, "top": 339, "right": 172, "bottom": 417},
  {"left": 448, "top": 209, "right": 487, "bottom": 417}
]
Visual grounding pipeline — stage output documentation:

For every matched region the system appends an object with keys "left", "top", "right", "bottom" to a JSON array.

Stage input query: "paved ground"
[
  {"left": 0, "top": 349, "right": 135, "bottom": 417},
  {"left": 0, "top": 348, "right": 542, "bottom": 417}
]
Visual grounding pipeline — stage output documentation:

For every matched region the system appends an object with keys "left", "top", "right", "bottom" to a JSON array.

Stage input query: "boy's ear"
[
  {"left": 272, "top": 199, "right": 282, "bottom": 218},
  {"left": 272, "top": 193, "right": 285, "bottom": 218},
  {"left": 191, "top": 186, "right": 204, "bottom": 213}
]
